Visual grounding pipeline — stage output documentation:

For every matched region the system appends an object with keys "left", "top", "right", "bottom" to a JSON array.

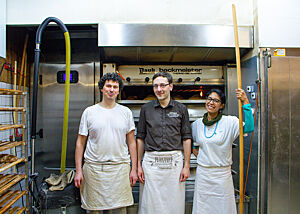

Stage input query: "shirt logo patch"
[{"left": 167, "top": 112, "right": 179, "bottom": 118}]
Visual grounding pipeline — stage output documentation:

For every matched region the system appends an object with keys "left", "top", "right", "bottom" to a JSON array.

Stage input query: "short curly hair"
[{"left": 98, "top": 72, "right": 124, "bottom": 92}]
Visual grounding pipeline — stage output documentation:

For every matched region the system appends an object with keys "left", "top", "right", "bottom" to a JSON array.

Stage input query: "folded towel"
[{"left": 45, "top": 170, "right": 75, "bottom": 191}]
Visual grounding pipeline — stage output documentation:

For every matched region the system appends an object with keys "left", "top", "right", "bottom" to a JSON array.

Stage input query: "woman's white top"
[{"left": 192, "top": 115, "right": 239, "bottom": 167}]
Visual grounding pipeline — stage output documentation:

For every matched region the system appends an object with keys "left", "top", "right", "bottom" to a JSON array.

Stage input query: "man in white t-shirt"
[{"left": 74, "top": 72, "right": 138, "bottom": 214}]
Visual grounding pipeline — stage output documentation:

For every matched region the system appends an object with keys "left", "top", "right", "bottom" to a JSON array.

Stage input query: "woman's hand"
[
  {"left": 192, "top": 147, "right": 199, "bottom": 158},
  {"left": 235, "top": 88, "right": 249, "bottom": 105}
]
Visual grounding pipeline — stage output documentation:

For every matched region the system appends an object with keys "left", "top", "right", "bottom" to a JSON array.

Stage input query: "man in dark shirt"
[{"left": 137, "top": 71, "right": 192, "bottom": 214}]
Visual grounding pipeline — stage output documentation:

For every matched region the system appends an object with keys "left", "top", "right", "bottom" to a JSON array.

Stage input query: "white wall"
[
  {"left": 0, "top": 0, "right": 6, "bottom": 58},
  {"left": 258, "top": 0, "right": 300, "bottom": 47},
  {"left": 9, "top": 0, "right": 300, "bottom": 47},
  {"left": 7, "top": 0, "right": 253, "bottom": 26}
]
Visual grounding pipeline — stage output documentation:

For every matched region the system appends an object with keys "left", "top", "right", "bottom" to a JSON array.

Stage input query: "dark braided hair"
[{"left": 207, "top": 88, "right": 226, "bottom": 105}]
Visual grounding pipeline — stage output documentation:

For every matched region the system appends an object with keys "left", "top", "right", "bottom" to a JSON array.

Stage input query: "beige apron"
[
  {"left": 192, "top": 165, "right": 237, "bottom": 214},
  {"left": 139, "top": 151, "right": 185, "bottom": 214},
  {"left": 81, "top": 162, "right": 133, "bottom": 211}
]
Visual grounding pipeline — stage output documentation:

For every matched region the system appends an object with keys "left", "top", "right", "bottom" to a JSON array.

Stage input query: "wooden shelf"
[
  {"left": 0, "top": 108, "right": 25, "bottom": 112},
  {"left": 0, "top": 142, "right": 25, "bottom": 153},
  {"left": 0, "top": 89, "right": 24, "bottom": 96},
  {"left": 15, "top": 207, "right": 27, "bottom": 214},
  {"left": 0, "top": 158, "right": 26, "bottom": 174},
  {"left": 0, "top": 174, "right": 26, "bottom": 195},
  {"left": 0, "top": 125, "right": 24, "bottom": 132},
  {"left": 0, "top": 190, "right": 27, "bottom": 214},
  {"left": 3, "top": 206, "right": 26, "bottom": 214},
  {"left": 0, "top": 87, "right": 28, "bottom": 213}
]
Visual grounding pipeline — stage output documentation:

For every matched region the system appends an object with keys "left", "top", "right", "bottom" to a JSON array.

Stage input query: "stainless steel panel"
[
  {"left": 226, "top": 67, "right": 238, "bottom": 116},
  {"left": 268, "top": 57, "right": 290, "bottom": 214},
  {"left": 289, "top": 58, "right": 300, "bottom": 214},
  {"left": 95, "top": 62, "right": 101, "bottom": 103},
  {"left": 36, "top": 63, "right": 94, "bottom": 179},
  {"left": 101, "top": 46, "right": 250, "bottom": 64},
  {"left": 259, "top": 49, "right": 269, "bottom": 214},
  {"left": 98, "top": 24, "right": 253, "bottom": 48}
]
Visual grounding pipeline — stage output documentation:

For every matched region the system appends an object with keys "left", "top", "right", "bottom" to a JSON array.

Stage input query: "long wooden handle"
[
  {"left": 16, "top": 34, "right": 28, "bottom": 109},
  {"left": 232, "top": 4, "right": 244, "bottom": 214},
  {"left": 19, "top": 34, "right": 29, "bottom": 90}
]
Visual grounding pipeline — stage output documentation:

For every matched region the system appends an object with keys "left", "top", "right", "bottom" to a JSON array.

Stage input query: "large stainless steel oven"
[
  {"left": 32, "top": 23, "right": 258, "bottom": 214},
  {"left": 103, "top": 63, "right": 226, "bottom": 209}
]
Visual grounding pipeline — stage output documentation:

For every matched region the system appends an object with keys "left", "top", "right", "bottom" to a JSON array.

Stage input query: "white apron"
[
  {"left": 192, "top": 165, "right": 237, "bottom": 214},
  {"left": 81, "top": 162, "right": 133, "bottom": 211},
  {"left": 139, "top": 151, "right": 185, "bottom": 214}
]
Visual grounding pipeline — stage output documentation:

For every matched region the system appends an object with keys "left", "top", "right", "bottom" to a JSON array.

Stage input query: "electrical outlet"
[{"left": 247, "top": 85, "right": 254, "bottom": 93}]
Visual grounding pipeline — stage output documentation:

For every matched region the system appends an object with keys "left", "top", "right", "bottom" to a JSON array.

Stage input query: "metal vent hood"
[{"left": 98, "top": 24, "right": 253, "bottom": 64}]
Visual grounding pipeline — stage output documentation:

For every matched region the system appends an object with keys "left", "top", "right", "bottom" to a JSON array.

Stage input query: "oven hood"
[{"left": 98, "top": 24, "right": 253, "bottom": 64}]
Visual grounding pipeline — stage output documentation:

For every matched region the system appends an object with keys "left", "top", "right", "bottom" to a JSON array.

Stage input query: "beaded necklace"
[{"left": 204, "top": 121, "right": 219, "bottom": 138}]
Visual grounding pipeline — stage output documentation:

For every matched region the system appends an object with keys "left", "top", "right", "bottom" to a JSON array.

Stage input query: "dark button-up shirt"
[{"left": 137, "top": 99, "right": 192, "bottom": 151}]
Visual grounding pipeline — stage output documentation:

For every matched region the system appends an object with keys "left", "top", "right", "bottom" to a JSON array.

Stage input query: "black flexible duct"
[{"left": 31, "top": 17, "right": 68, "bottom": 139}]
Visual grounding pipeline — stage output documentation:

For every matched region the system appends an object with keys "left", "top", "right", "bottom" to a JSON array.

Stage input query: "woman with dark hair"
[{"left": 191, "top": 88, "right": 254, "bottom": 214}]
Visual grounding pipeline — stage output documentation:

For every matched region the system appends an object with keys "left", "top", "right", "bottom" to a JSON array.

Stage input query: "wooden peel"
[
  {"left": 21, "top": 54, "right": 27, "bottom": 152},
  {"left": 232, "top": 4, "right": 244, "bottom": 214},
  {"left": 18, "top": 34, "right": 29, "bottom": 91},
  {"left": 13, "top": 61, "right": 18, "bottom": 174},
  {"left": 13, "top": 61, "right": 17, "bottom": 124},
  {"left": 16, "top": 34, "right": 28, "bottom": 108}
]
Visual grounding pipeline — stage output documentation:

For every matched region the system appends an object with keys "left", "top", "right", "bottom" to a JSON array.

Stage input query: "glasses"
[
  {"left": 153, "top": 83, "right": 170, "bottom": 89},
  {"left": 206, "top": 97, "right": 221, "bottom": 104}
]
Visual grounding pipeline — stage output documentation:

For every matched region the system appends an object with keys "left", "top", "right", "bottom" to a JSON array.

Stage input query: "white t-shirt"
[
  {"left": 192, "top": 115, "right": 239, "bottom": 167},
  {"left": 79, "top": 103, "right": 135, "bottom": 164}
]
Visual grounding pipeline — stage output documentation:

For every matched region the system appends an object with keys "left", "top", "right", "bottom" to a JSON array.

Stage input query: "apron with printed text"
[{"left": 139, "top": 151, "right": 185, "bottom": 214}]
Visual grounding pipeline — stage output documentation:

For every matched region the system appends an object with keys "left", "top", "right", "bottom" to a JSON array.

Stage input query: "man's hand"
[
  {"left": 75, "top": 134, "right": 87, "bottom": 189},
  {"left": 138, "top": 165, "right": 145, "bottom": 184},
  {"left": 180, "top": 167, "right": 190, "bottom": 182},
  {"left": 130, "top": 169, "right": 138, "bottom": 187},
  {"left": 74, "top": 170, "right": 83, "bottom": 188}
]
